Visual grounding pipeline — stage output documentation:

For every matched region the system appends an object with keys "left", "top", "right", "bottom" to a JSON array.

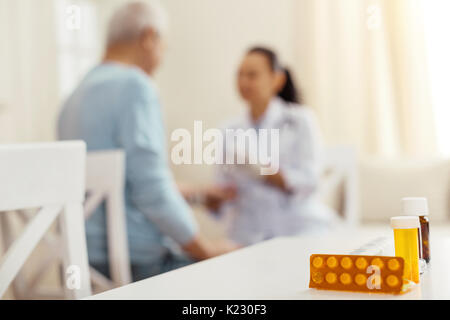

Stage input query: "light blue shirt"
[{"left": 58, "top": 63, "right": 198, "bottom": 265}]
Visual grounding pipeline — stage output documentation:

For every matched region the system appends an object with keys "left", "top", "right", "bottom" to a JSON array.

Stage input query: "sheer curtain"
[
  {"left": 0, "top": 0, "right": 59, "bottom": 142},
  {"left": 0, "top": 0, "right": 101, "bottom": 143},
  {"left": 423, "top": 0, "right": 450, "bottom": 157},
  {"left": 0, "top": 0, "right": 441, "bottom": 154},
  {"left": 293, "top": 0, "right": 437, "bottom": 158}
]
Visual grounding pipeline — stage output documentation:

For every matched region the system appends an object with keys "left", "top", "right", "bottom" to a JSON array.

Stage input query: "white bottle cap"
[
  {"left": 402, "top": 197, "right": 429, "bottom": 216},
  {"left": 391, "top": 216, "right": 420, "bottom": 229}
]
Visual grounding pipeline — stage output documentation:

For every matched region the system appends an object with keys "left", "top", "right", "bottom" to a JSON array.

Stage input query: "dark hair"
[{"left": 248, "top": 47, "right": 302, "bottom": 105}]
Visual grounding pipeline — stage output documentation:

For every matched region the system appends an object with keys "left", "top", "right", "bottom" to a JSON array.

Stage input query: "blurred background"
[
  {"left": 0, "top": 0, "right": 449, "bottom": 174},
  {"left": 0, "top": 0, "right": 449, "bottom": 299}
]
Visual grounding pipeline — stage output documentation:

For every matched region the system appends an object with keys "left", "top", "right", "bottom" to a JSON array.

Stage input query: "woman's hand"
[
  {"left": 234, "top": 161, "right": 293, "bottom": 194},
  {"left": 179, "top": 183, "right": 237, "bottom": 211},
  {"left": 203, "top": 185, "right": 237, "bottom": 212},
  {"left": 263, "top": 171, "right": 293, "bottom": 194}
]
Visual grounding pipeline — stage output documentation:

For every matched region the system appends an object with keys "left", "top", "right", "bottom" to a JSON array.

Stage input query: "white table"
[{"left": 88, "top": 225, "right": 450, "bottom": 300}]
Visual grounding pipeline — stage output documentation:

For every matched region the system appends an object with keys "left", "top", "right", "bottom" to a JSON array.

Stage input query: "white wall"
[{"left": 154, "top": 0, "right": 298, "bottom": 183}]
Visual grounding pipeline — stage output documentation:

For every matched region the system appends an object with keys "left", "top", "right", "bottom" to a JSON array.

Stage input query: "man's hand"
[
  {"left": 208, "top": 239, "right": 242, "bottom": 257},
  {"left": 182, "top": 234, "right": 240, "bottom": 260}
]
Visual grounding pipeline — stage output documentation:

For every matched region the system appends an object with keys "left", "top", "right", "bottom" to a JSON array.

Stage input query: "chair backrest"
[
  {"left": 319, "top": 146, "right": 359, "bottom": 227},
  {"left": 85, "top": 150, "right": 132, "bottom": 288},
  {"left": 0, "top": 141, "right": 91, "bottom": 299}
]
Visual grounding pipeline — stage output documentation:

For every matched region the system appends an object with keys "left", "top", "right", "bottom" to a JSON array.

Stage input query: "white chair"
[
  {"left": 1, "top": 150, "right": 132, "bottom": 299},
  {"left": 85, "top": 150, "right": 132, "bottom": 291},
  {"left": 0, "top": 141, "right": 91, "bottom": 299},
  {"left": 319, "top": 146, "right": 360, "bottom": 227}
]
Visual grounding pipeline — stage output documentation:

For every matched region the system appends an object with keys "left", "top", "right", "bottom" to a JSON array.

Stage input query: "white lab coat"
[{"left": 216, "top": 97, "right": 339, "bottom": 246}]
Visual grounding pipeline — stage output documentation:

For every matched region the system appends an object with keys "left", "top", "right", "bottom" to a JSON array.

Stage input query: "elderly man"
[{"left": 58, "top": 1, "right": 236, "bottom": 282}]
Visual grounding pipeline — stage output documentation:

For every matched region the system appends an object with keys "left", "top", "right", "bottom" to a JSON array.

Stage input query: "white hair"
[{"left": 106, "top": 1, "right": 168, "bottom": 46}]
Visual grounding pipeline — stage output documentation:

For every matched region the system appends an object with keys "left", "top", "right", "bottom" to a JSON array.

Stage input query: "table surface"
[{"left": 88, "top": 225, "right": 450, "bottom": 300}]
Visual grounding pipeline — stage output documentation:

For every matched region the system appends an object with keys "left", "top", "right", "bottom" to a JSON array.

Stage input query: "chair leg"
[
  {"left": 0, "top": 207, "right": 61, "bottom": 299},
  {"left": 106, "top": 194, "right": 132, "bottom": 286},
  {"left": 59, "top": 203, "right": 92, "bottom": 299},
  {"left": 0, "top": 213, "right": 35, "bottom": 300}
]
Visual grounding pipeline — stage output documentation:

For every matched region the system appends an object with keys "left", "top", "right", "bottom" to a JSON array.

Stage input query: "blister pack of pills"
[{"left": 309, "top": 254, "right": 407, "bottom": 294}]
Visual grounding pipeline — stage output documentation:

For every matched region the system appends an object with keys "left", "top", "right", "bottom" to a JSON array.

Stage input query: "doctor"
[{"left": 214, "top": 47, "right": 339, "bottom": 246}]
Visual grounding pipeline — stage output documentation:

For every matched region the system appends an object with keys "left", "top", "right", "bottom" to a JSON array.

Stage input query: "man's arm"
[{"left": 116, "top": 78, "right": 236, "bottom": 259}]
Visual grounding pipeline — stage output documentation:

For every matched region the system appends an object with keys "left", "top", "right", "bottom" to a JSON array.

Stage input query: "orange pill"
[
  {"left": 355, "top": 257, "right": 368, "bottom": 270},
  {"left": 327, "top": 257, "right": 338, "bottom": 269},
  {"left": 313, "top": 257, "right": 324, "bottom": 268},
  {"left": 341, "top": 257, "right": 353, "bottom": 269},
  {"left": 355, "top": 274, "right": 367, "bottom": 286},
  {"left": 386, "top": 275, "right": 400, "bottom": 287},
  {"left": 326, "top": 273, "right": 338, "bottom": 284},
  {"left": 312, "top": 271, "right": 324, "bottom": 284},
  {"left": 371, "top": 258, "right": 384, "bottom": 269},
  {"left": 388, "top": 259, "right": 400, "bottom": 271},
  {"left": 340, "top": 273, "right": 352, "bottom": 285}
]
